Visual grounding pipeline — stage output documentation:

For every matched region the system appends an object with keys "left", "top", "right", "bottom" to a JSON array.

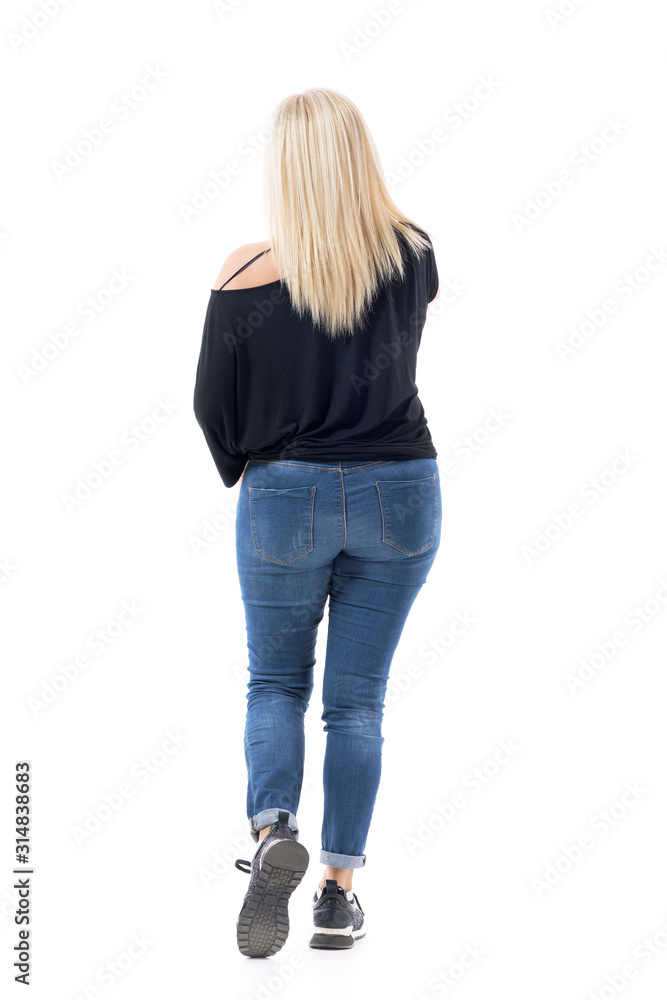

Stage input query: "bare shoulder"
[{"left": 212, "top": 240, "right": 271, "bottom": 290}]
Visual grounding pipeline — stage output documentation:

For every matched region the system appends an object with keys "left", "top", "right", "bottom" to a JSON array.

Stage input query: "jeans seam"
[
  {"left": 338, "top": 468, "right": 346, "bottom": 549},
  {"left": 375, "top": 475, "right": 438, "bottom": 555},
  {"left": 247, "top": 460, "right": 391, "bottom": 472},
  {"left": 247, "top": 485, "right": 316, "bottom": 564}
]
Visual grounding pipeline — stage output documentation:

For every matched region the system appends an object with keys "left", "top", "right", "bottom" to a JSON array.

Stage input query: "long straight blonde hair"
[{"left": 262, "top": 88, "right": 434, "bottom": 340}]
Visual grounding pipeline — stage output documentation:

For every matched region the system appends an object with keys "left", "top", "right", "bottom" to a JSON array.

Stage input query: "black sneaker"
[
  {"left": 309, "top": 878, "right": 366, "bottom": 949},
  {"left": 234, "top": 810, "right": 309, "bottom": 958}
]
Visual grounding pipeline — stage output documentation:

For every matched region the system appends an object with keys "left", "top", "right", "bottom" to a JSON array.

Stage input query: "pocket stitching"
[
  {"left": 248, "top": 485, "right": 316, "bottom": 564},
  {"left": 376, "top": 475, "right": 438, "bottom": 555}
]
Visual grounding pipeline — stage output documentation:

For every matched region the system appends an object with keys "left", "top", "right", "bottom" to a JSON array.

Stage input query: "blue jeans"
[{"left": 235, "top": 457, "right": 442, "bottom": 869}]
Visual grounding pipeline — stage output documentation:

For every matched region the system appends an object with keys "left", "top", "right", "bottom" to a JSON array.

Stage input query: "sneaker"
[
  {"left": 309, "top": 878, "right": 366, "bottom": 949},
  {"left": 234, "top": 810, "right": 309, "bottom": 958}
]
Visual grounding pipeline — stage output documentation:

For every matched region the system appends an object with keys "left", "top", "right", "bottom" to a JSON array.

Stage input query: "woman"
[{"left": 193, "top": 87, "right": 441, "bottom": 958}]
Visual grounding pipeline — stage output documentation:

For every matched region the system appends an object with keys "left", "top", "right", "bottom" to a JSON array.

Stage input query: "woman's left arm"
[{"left": 193, "top": 295, "right": 248, "bottom": 488}]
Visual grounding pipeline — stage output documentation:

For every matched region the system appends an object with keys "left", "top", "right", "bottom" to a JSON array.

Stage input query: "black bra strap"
[{"left": 218, "top": 248, "right": 271, "bottom": 289}]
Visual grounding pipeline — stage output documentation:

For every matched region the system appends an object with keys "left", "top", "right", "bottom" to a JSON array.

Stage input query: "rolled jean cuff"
[
  {"left": 320, "top": 849, "right": 366, "bottom": 868},
  {"left": 250, "top": 808, "right": 299, "bottom": 843}
]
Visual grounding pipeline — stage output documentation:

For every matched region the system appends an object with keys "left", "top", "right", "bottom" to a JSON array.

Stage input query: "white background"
[{"left": 2, "top": 0, "right": 666, "bottom": 997}]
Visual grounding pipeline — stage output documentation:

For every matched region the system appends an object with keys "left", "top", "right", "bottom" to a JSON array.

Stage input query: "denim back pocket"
[
  {"left": 248, "top": 485, "right": 316, "bottom": 563},
  {"left": 375, "top": 476, "right": 438, "bottom": 555}
]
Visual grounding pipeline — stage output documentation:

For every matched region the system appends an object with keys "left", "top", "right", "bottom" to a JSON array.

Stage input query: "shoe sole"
[
  {"left": 236, "top": 839, "right": 309, "bottom": 958},
  {"left": 309, "top": 927, "right": 365, "bottom": 950}
]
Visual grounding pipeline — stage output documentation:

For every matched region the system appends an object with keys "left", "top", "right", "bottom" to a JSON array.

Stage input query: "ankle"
[
  {"left": 319, "top": 881, "right": 353, "bottom": 893},
  {"left": 319, "top": 866, "right": 353, "bottom": 893}
]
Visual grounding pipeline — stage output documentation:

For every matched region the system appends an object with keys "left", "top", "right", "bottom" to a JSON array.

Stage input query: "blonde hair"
[{"left": 262, "top": 88, "right": 433, "bottom": 340}]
